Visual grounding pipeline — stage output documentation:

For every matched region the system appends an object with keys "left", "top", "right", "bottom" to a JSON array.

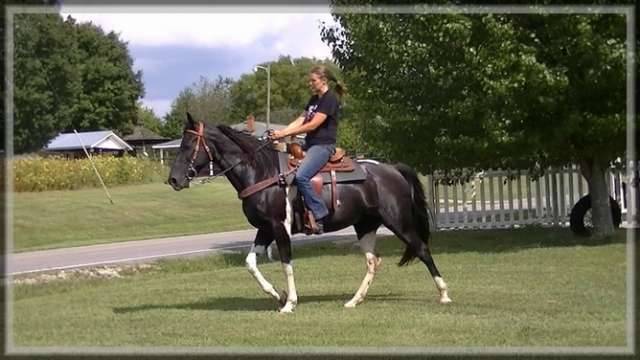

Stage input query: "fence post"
[
  {"left": 74, "top": 130, "right": 114, "bottom": 205},
  {"left": 568, "top": 165, "right": 576, "bottom": 215},
  {"left": 558, "top": 167, "right": 566, "bottom": 219},
  {"left": 526, "top": 173, "right": 533, "bottom": 224},
  {"left": 517, "top": 172, "right": 524, "bottom": 225},
  {"left": 551, "top": 169, "right": 559, "bottom": 225}
]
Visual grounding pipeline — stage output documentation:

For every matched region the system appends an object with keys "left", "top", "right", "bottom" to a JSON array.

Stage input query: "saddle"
[
  {"left": 279, "top": 144, "right": 367, "bottom": 212},
  {"left": 287, "top": 144, "right": 354, "bottom": 173},
  {"left": 238, "top": 142, "right": 368, "bottom": 234}
]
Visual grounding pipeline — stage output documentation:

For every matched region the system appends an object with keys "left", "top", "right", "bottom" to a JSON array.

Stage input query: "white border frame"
[{"left": 4, "top": 3, "right": 636, "bottom": 357}]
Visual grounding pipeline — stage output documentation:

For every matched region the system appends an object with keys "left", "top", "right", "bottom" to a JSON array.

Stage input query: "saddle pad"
[{"left": 319, "top": 164, "right": 367, "bottom": 184}]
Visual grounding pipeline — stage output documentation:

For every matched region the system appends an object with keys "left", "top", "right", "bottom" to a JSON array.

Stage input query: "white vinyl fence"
[{"left": 424, "top": 167, "right": 630, "bottom": 230}]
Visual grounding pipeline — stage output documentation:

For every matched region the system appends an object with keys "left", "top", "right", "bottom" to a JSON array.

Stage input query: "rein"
[{"left": 185, "top": 123, "right": 292, "bottom": 195}]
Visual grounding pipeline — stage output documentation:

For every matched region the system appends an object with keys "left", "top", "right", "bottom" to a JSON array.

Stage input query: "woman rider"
[{"left": 269, "top": 65, "right": 346, "bottom": 234}]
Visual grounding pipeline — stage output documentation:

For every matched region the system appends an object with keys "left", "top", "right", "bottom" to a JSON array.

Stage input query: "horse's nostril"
[{"left": 169, "top": 177, "right": 178, "bottom": 186}]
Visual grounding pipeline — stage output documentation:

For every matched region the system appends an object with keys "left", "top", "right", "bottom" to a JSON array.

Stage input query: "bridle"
[
  {"left": 183, "top": 122, "right": 278, "bottom": 184},
  {"left": 184, "top": 122, "right": 215, "bottom": 181}
]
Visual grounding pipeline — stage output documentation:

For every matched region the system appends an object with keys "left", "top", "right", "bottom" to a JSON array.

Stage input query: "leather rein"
[{"left": 184, "top": 122, "right": 296, "bottom": 198}]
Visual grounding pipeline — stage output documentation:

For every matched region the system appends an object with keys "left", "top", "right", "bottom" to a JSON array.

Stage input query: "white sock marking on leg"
[
  {"left": 280, "top": 262, "right": 298, "bottom": 313},
  {"left": 346, "top": 231, "right": 380, "bottom": 308},
  {"left": 434, "top": 276, "right": 452, "bottom": 304},
  {"left": 245, "top": 249, "right": 280, "bottom": 301},
  {"left": 284, "top": 186, "right": 293, "bottom": 237}
]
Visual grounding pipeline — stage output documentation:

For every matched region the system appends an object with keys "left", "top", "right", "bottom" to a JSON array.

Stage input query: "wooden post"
[{"left": 74, "top": 130, "right": 114, "bottom": 205}]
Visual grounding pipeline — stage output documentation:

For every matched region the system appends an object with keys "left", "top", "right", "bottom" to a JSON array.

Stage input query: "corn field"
[{"left": 12, "top": 155, "right": 168, "bottom": 192}]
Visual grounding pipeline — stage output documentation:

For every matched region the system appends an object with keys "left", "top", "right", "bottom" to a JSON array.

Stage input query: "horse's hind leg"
[
  {"left": 419, "top": 242, "right": 452, "bottom": 304},
  {"left": 245, "top": 227, "right": 283, "bottom": 304},
  {"left": 345, "top": 220, "right": 382, "bottom": 308},
  {"left": 399, "top": 229, "right": 452, "bottom": 304}
]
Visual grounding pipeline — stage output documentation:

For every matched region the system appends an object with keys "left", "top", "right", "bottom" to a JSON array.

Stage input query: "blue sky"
[{"left": 59, "top": 7, "right": 336, "bottom": 118}]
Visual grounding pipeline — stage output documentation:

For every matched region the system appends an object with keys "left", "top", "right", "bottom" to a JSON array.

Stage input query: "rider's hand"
[{"left": 269, "top": 130, "right": 285, "bottom": 140}]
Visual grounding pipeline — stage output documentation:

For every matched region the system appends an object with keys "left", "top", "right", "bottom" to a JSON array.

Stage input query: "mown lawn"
[
  {"left": 11, "top": 228, "right": 628, "bottom": 351},
  {"left": 11, "top": 180, "right": 251, "bottom": 252}
]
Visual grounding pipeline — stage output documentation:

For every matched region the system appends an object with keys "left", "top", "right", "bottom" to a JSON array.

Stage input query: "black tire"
[{"left": 570, "top": 195, "right": 622, "bottom": 237}]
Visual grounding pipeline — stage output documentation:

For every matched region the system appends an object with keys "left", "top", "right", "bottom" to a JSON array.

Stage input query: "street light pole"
[{"left": 254, "top": 64, "right": 271, "bottom": 130}]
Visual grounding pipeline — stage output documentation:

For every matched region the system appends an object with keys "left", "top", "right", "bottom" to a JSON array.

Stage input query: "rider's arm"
[
  {"left": 282, "top": 113, "right": 305, "bottom": 132},
  {"left": 282, "top": 112, "right": 327, "bottom": 137}
]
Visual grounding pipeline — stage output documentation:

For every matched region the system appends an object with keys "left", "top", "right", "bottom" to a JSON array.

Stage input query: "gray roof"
[
  {"left": 123, "top": 126, "right": 169, "bottom": 142},
  {"left": 152, "top": 121, "right": 303, "bottom": 150},
  {"left": 231, "top": 121, "right": 304, "bottom": 140},
  {"left": 231, "top": 121, "right": 287, "bottom": 136},
  {"left": 44, "top": 131, "right": 133, "bottom": 152},
  {"left": 152, "top": 139, "right": 182, "bottom": 149}
]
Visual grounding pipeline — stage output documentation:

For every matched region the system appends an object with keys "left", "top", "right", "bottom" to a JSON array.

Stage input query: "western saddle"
[{"left": 238, "top": 141, "right": 367, "bottom": 233}]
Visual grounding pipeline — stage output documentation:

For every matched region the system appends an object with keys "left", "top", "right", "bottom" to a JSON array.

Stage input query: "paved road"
[{"left": 8, "top": 227, "right": 394, "bottom": 275}]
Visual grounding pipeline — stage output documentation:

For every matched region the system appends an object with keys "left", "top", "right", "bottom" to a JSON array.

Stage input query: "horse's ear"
[{"left": 185, "top": 112, "right": 196, "bottom": 129}]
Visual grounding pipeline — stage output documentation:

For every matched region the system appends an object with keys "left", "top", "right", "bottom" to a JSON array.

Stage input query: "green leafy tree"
[
  {"left": 136, "top": 102, "right": 163, "bottom": 134},
  {"left": 13, "top": 14, "right": 81, "bottom": 153},
  {"left": 161, "top": 76, "right": 234, "bottom": 138},
  {"left": 229, "top": 56, "right": 340, "bottom": 125},
  {"left": 68, "top": 18, "right": 144, "bottom": 136},
  {"left": 13, "top": 14, "right": 143, "bottom": 153},
  {"left": 323, "top": 3, "right": 633, "bottom": 237}
]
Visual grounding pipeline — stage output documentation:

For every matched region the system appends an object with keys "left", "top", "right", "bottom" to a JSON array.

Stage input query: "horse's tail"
[{"left": 394, "top": 163, "right": 431, "bottom": 266}]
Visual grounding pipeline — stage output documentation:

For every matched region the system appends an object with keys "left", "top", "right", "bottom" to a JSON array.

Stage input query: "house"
[
  {"left": 230, "top": 119, "right": 287, "bottom": 137},
  {"left": 231, "top": 118, "right": 305, "bottom": 141},
  {"left": 152, "top": 120, "right": 304, "bottom": 165},
  {"left": 123, "top": 126, "right": 170, "bottom": 157},
  {"left": 152, "top": 138, "right": 182, "bottom": 165},
  {"left": 43, "top": 130, "right": 133, "bottom": 158}
]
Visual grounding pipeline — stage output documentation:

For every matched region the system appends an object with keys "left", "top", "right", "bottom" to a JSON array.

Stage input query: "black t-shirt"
[{"left": 303, "top": 89, "right": 340, "bottom": 146}]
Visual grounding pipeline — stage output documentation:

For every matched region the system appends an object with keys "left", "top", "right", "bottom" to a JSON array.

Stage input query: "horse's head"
[{"left": 168, "top": 113, "right": 219, "bottom": 191}]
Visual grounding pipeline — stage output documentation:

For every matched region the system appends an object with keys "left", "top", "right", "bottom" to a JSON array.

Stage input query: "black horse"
[{"left": 169, "top": 114, "right": 451, "bottom": 312}]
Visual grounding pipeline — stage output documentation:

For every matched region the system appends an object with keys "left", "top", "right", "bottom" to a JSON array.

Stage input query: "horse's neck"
[{"left": 218, "top": 147, "right": 276, "bottom": 194}]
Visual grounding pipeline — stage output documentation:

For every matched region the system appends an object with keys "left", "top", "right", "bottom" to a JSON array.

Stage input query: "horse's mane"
[{"left": 216, "top": 125, "right": 278, "bottom": 173}]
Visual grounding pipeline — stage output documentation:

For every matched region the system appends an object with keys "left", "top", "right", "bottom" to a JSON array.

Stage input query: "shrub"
[{"left": 12, "top": 155, "right": 168, "bottom": 192}]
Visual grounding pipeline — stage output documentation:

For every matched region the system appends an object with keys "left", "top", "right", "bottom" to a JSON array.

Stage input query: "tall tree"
[
  {"left": 323, "top": 3, "right": 633, "bottom": 237},
  {"left": 229, "top": 56, "right": 339, "bottom": 125},
  {"left": 136, "top": 102, "right": 163, "bottom": 134},
  {"left": 12, "top": 14, "right": 143, "bottom": 153},
  {"left": 13, "top": 14, "right": 81, "bottom": 152},
  {"left": 68, "top": 17, "right": 144, "bottom": 136},
  {"left": 161, "top": 76, "right": 233, "bottom": 138}
]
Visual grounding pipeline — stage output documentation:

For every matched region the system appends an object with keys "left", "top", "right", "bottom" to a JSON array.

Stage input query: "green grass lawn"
[
  {"left": 11, "top": 180, "right": 251, "bottom": 252},
  {"left": 11, "top": 228, "right": 628, "bottom": 350}
]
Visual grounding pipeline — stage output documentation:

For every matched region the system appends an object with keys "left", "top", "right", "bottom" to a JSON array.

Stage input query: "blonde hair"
[{"left": 309, "top": 65, "right": 347, "bottom": 100}]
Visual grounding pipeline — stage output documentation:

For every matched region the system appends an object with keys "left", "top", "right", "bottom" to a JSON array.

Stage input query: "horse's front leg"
[
  {"left": 345, "top": 227, "right": 381, "bottom": 308},
  {"left": 273, "top": 222, "right": 298, "bottom": 313},
  {"left": 245, "top": 228, "right": 282, "bottom": 304}
]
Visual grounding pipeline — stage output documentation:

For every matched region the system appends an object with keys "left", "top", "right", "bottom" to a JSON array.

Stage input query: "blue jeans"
[{"left": 295, "top": 144, "right": 335, "bottom": 220}]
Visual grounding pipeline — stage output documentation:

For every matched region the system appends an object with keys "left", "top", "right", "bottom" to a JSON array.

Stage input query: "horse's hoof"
[
  {"left": 344, "top": 296, "right": 363, "bottom": 308},
  {"left": 344, "top": 301, "right": 357, "bottom": 308},
  {"left": 439, "top": 296, "right": 452, "bottom": 304},
  {"left": 279, "top": 302, "right": 296, "bottom": 313},
  {"left": 277, "top": 290, "right": 288, "bottom": 307}
]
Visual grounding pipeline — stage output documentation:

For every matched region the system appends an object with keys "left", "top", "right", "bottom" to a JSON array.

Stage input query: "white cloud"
[
  {"left": 59, "top": 10, "right": 337, "bottom": 59},
  {"left": 57, "top": 8, "right": 341, "bottom": 118}
]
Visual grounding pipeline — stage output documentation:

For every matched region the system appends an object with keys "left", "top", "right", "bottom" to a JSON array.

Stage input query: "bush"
[{"left": 13, "top": 155, "right": 168, "bottom": 192}]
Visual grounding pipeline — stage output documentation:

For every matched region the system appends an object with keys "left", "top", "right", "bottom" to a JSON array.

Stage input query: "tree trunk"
[{"left": 580, "top": 160, "right": 615, "bottom": 237}]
